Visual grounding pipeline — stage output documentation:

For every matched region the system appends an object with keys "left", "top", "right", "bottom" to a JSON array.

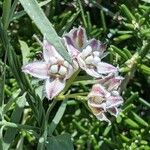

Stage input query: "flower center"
[
  {"left": 48, "top": 59, "right": 69, "bottom": 78},
  {"left": 84, "top": 51, "right": 101, "bottom": 68}
]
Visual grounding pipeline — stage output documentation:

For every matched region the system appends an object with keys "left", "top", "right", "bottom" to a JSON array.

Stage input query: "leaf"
[
  {"left": 48, "top": 100, "right": 67, "bottom": 135},
  {"left": 19, "top": 40, "right": 30, "bottom": 65},
  {"left": 2, "top": 93, "right": 26, "bottom": 150},
  {"left": 12, "top": 0, "right": 52, "bottom": 21},
  {"left": 120, "top": 4, "right": 136, "bottom": 22},
  {"left": 110, "top": 45, "right": 129, "bottom": 61},
  {"left": 141, "top": 0, "right": 150, "bottom": 3},
  {"left": 19, "top": 0, "right": 71, "bottom": 63},
  {"left": 46, "top": 133, "right": 74, "bottom": 150},
  {"left": 2, "top": 0, "right": 11, "bottom": 29},
  {"left": 138, "top": 64, "right": 150, "bottom": 75},
  {"left": 131, "top": 112, "right": 148, "bottom": 127}
]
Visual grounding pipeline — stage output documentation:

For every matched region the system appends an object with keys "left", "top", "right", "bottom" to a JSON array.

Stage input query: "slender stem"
[
  {"left": 0, "top": 121, "right": 40, "bottom": 131},
  {"left": 57, "top": 94, "right": 87, "bottom": 101}
]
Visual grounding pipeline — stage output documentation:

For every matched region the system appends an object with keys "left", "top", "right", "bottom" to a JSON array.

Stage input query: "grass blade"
[{"left": 19, "top": 0, "right": 71, "bottom": 63}]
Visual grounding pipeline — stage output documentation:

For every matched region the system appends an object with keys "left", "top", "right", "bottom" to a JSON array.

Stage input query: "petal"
[
  {"left": 106, "top": 77, "right": 124, "bottom": 91},
  {"left": 45, "top": 78, "right": 65, "bottom": 100},
  {"left": 88, "top": 39, "right": 99, "bottom": 50},
  {"left": 106, "top": 95, "right": 123, "bottom": 108},
  {"left": 88, "top": 39, "right": 106, "bottom": 54},
  {"left": 22, "top": 61, "right": 49, "bottom": 79},
  {"left": 65, "top": 26, "right": 87, "bottom": 50},
  {"left": 90, "top": 84, "right": 110, "bottom": 97},
  {"left": 80, "top": 45, "right": 92, "bottom": 58},
  {"left": 96, "top": 112, "right": 111, "bottom": 124},
  {"left": 107, "top": 107, "right": 119, "bottom": 117},
  {"left": 88, "top": 99, "right": 107, "bottom": 111},
  {"left": 76, "top": 26, "right": 87, "bottom": 50},
  {"left": 77, "top": 55, "right": 87, "bottom": 69},
  {"left": 63, "top": 36, "right": 79, "bottom": 59},
  {"left": 99, "top": 75, "right": 124, "bottom": 91},
  {"left": 43, "top": 38, "right": 63, "bottom": 62},
  {"left": 65, "top": 64, "right": 75, "bottom": 79},
  {"left": 86, "top": 68, "right": 102, "bottom": 78},
  {"left": 97, "top": 62, "right": 118, "bottom": 75}
]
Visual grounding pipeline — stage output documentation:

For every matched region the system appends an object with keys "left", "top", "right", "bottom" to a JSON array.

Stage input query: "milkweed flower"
[
  {"left": 88, "top": 75, "right": 124, "bottom": 123},
  {"left": 63, "top": 26, "right": 117, "bottom": 78},
  {"left": 22, "top": 37, "right": 76, "bottom": 100}
]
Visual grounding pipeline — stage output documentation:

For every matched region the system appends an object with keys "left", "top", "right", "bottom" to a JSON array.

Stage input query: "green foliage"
[{"left": 0, "top": 0, "right": 150, "bottom": 149}]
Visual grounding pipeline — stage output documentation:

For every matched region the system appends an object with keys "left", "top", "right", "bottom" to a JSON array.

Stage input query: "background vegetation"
[{"left": 0, "top": 0, "right": 150, "bottom": 149}]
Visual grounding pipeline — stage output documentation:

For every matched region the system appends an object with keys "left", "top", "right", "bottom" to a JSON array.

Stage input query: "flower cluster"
[
  {"left": 22, "top": 26, "right": 123, "bottom": 123},
  {"left": 88, "top": 75, "right": 124, "bottom": 123}
]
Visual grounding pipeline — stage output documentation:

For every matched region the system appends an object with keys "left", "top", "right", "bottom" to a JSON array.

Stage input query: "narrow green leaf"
[
  {"left": 110, "top": 45, "right": 129, "bottom": 61},
  {"left": 122, "top": 104, "right": 136, "bottom": 113},
  {"left": 78, "top": 0, "right": 87, "bottom": 28},
  {"left": 19, "top": 0, "right": 71, "bottom": 63},
  {"left": 123, "top": 48, "right": 132, "bottom": 58},
  {"left": 131, "top": 112, "right": 148, "bottom": 127},
  {"left": 120, "top": 4, "right": 136, "bottom": 22},
  {"left": 48, "top": 100, "right": 67, "bottom": 135},
  {"left": 46, "top": 133, "right": 74, "bottom": 150},
  {"left": 19, "top": 40, "right": 30, "bottom": 65},
  {"left": 58, "top": 11, "right": 80, "bottom": 36},
  {"left": 113, "top": 34, "right": 132, "bottom": 42},
  {"left": 123, "top": 92, "right": 138, "bottom": 108},
  {"left": 100, "top": 10, "right": 107, "bottom": 32},
  {"left": 124, "top": 118, "right": 140, "bottom": 129},
  {"left": 138, "top": 64, "right": 150, "bottom": 75},
  {"left": 138, "top": 98, "right": 150, "bottom": 108},
  {"left": 2, "top": 0, "right": 12, "bottom": 29},
  {"left": 72, "top": 120, "right": 88, "bottom": 134},
  {"left": 2, "top": 93, "right": 26, "bottom": 150},
  {"left": 103, "top": 125, "right": 112, "bottom": 136},
  {"left": 12, "top": 0, "right": 52, "bottom": 21}
]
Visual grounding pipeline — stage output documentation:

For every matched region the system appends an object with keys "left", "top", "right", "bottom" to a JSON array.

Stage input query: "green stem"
[
  {"left": 0, "top": 121, "right": 40, "bottom": 131},
  {"left": 57, "top": 94, "right": 87, "bottom": 101},
  {"left": 62, "top": 69, "right": 80, "bottom": 94}
]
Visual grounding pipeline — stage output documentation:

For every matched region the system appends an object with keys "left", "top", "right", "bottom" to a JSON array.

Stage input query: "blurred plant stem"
[
  {"left": 120, "top": 41, "right": 150, "bottom": 92},
  {"left": 56, "top": 93, "right": 87, "bottom": 101}
]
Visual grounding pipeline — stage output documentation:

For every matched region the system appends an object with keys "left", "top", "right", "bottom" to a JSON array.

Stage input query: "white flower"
[
  {"left": 88, "top": 75, "right": 124, "bottom": 123},
  {"left": 63, "top": 26, "right": 117, "bottom": 78},
  {"left": 22, "top": 37, "right": 76, "bottom": 100}
]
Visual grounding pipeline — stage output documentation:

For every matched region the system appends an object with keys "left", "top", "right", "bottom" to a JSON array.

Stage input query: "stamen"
[
  {"left": 85, "top": 55, "right": 93, "bottom": 64},
  {"left": 59, "top": 66, "right": 67, "bottom": 75},
  {"left": 50, "top": 65, "right": 58, "bottom": 74}
]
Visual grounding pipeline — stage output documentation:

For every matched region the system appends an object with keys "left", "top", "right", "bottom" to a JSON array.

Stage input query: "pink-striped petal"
[
  {"left": 65, "top": 26, "right": 87, "bottom": 50},
  {"left": 97, "top": 62, "right": 118, "bottom": 75},
  {"left": 45, "top": 78, "right": 65, "bottom": 100},
  {"left": 107, "top": 107, "right": 119, "bottom": 117},
  {"left": 22, "top": 61, "right": 49, "bottom": 79},
  {"left": 88, "top": 39, "right": 106, "bottom": 53},
  {"left": 99, "top": 75, "right": 124, "bottom": 91},
  {"left": 89, "top": 84, "right": 110, "bottom": 98},
  {"left": 43, "top": 38, "right": 63, "bottom": 62},
  {"left": 106, "top": 95, "right": 123, "bottom": 108},
  {"left": 76, "top": 26, "right": 87, "bottom": 49},
  {"left": 63, "top": 36, "right": 79, "bottom": 59}
]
